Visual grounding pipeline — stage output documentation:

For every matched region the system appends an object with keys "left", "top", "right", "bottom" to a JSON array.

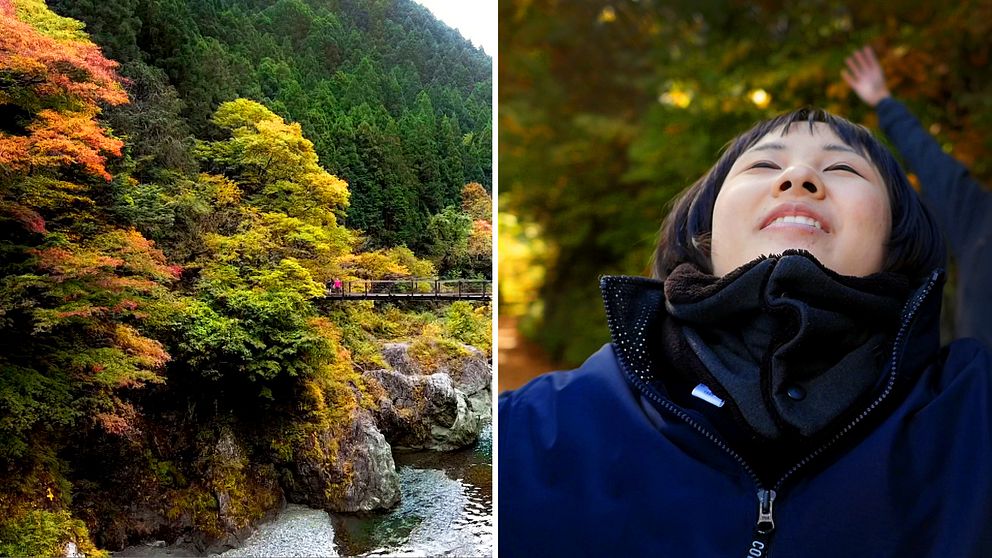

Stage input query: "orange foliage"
[
  {"left": 461, "top": 182, "right": 492, "bottom": 221},
  {"left": 468, "top": 219, "right": 492, "bottom": 257},
  {"left": 0, "top": 6, "right": 127, "bottom": 107},
  {"left": 0, "top": 0, "right": 128, "bottom": 186},
  {"left": 115, "top": 324, "right": 170, "bottom": 371},
  {"left": 0, "top": 109, "right": 124, "bottom": 181},
  {"left": 94, "top": 402, "right": 140, "bottom": 438}
]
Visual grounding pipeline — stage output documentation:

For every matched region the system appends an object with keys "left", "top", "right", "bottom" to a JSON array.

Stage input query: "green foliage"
[
  {"left": 408, "top": 323, "right": 471, "bottom": 372},
  {"left": 0, "top": 509, "right": 107, "bottom": 558},
  {"left": 169, "top": 101, "right": 354, "bottom": 397},
  {"left": 443, "top": 301, "right": 492, "bottom": 354},
  {"left": 426, "top": 205, "right": 472, "bottom": 276},
  {"left": 51, "top": 0, "right": 493, "bottom": 250}
]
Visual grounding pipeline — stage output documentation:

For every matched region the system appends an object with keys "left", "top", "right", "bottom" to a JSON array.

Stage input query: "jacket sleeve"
[{"left": 875, "top": 97, "right": 992, "bottom": 261}]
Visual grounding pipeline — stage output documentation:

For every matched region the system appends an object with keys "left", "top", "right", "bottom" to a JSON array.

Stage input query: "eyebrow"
[{"left": 749, "top": 142, "right": 859, "bottom": 155}]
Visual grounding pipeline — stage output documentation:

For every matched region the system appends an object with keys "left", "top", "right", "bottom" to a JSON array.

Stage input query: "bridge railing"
[{"left": 326, "top": 278, "right": 490, "bottom": 299}]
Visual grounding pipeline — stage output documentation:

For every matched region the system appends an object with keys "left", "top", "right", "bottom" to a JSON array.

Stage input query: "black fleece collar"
[
  {"left": 600, "top": 252, "right": 944, "bottom": 466},
  {"left": 664, "top": 251, "right": 911, "bottom": 440}
]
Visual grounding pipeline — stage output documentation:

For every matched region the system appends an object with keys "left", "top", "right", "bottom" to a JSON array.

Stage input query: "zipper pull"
[{"left": 756, "top": 489, "right": 776, "bottom": 534}]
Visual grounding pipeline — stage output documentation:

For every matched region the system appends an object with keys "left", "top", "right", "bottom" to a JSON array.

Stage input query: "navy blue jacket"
[
  {"left": 877, "top": 98, "right": 992, "bottom": 349},
  {"left": 499, "top": 272, "right": 992, "bottom": 557}
]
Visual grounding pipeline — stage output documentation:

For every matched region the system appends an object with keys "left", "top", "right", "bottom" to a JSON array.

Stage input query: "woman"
[{"left": 498, "top": 108, "right": 992, "bottom": 557}]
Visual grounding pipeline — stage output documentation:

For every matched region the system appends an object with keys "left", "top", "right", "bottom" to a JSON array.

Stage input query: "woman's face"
[{"left": 710, "top": 122, "right": 891, "bottom": 277}]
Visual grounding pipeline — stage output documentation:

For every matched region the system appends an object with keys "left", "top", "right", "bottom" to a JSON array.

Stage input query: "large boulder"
[
  {"left": 368, "top": 343, "right": 492, "bottom": 451},
  {"left": 280, "top": 406, "right": 400, "bottom": 513}
]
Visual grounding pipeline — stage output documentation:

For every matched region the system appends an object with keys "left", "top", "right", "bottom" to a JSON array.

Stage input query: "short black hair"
[{"left": 651, "top": 107, "right": 945, "bottom": 282}]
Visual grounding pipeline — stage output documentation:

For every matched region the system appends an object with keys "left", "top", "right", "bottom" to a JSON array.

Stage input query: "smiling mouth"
[{"left": 766, "top": 215, "right": 823, "bottom": 230}]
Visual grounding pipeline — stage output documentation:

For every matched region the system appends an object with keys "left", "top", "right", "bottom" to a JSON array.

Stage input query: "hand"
[{"left": 841, "top": 46, "right": 892, "bottom": 107}]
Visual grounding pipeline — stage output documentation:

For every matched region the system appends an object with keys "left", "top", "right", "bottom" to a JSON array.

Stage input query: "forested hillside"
[
  {"left": 0, "top": 1, "right": 491, "bottom": 555},
  {"left": 51, "top": 0, "right": 492, "bottom": 254}
]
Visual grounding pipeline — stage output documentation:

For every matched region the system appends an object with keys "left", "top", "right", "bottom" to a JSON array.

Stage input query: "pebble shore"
[{"left": 220, "top": 504, "right": 338, "bottom": 558}]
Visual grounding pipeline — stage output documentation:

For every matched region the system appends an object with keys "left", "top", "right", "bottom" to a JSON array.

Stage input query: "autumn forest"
[{"left": 0, "top": 0, "right": 492, "bottom": 555}]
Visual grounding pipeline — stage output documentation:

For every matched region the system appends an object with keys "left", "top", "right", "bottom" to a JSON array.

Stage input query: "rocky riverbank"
[
  {"left": 99, "top": 343, "right": 491, "bottom": 556},
  {"left": 115, "top": 423, "right": 493, "bottom": 558}
]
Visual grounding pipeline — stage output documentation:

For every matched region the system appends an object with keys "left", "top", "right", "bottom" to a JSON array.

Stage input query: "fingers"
[
  {"left": 844, "top": 55, "right": 862, "bottom": 78},
  {"left": 844, "top": 45, "right": 880, "bottom": 78},
  {"left": 857, "top": 46, "right": 879, "bottom": 72},
  {"left": 840, "top": 68, "right": 855, "bottom": 88}
]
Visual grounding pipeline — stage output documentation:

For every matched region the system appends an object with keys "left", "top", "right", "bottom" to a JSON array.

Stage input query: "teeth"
[{"left": 771, "top": 215, "right": 822, "bottom": 230}]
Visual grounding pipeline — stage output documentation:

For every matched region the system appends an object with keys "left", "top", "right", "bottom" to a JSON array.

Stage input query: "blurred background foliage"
[{"left": 498, "top": 0, "right": 992, "bottom": 371}]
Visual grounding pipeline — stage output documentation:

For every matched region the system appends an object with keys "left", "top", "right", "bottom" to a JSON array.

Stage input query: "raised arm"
[
  {"left": 841, "top": 46, "right": 891, "bottom": 107},
  {"left": 843, "top": 46, "right": 991, "bottom": 260}
]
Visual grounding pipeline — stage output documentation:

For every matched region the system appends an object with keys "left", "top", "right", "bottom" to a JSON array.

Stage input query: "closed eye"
[
  {"left": 826, "top": 163, "right": 864, "bottom": 177},
  {"left": 749, "top": 161, "right": 780, "bottom": 170}
]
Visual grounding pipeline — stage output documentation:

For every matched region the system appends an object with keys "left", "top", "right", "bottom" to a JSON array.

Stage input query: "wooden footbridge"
[{"left": 326, "top": 279, "right": 491, "bottom": 301}]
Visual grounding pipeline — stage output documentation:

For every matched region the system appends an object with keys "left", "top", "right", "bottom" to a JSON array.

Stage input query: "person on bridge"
[
  {"left": 332, "top": 278, "right": 343, "bottom": 294},
  {"left": 499, "top": 106, "right": 992, "bottom": 556},
  {"left": 842, "top": 45, "right": 992, "bottom": 349}
]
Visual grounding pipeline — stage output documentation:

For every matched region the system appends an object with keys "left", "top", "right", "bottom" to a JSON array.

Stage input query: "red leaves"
[
  {"left": 94, "top": 402, "right": 140, "bottom": 438},
  {"left": 0, "top": 201, "right": 48, "bottom": 233}
]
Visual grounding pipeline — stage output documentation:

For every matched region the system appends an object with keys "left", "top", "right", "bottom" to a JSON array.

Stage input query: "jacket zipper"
[{"left": 611, "top": 269, "right": 940, "bottom": 557}]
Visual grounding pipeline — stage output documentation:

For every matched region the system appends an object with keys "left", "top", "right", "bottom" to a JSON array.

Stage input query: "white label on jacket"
[{"left": 692, "top": 383, "right": 725, "bottom": 407}]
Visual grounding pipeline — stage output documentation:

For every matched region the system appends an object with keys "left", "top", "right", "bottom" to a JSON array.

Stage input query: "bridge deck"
[{"left": 324, "top": 279, "right": 491, "bottom": 302}]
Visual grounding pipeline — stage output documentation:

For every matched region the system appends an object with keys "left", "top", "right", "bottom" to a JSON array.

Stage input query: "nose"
[{"left": 773, "top": 165, "right": 826, "bottom": 200}]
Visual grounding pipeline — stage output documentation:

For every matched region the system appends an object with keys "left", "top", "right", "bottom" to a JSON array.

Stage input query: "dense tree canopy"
[
  {"left": 0, "top": 0, "right": 175, "bottom": 460},
  {"left": 500, "top": 0, "right": 992, "bottom": 365},
  {"left": 51, "top": 0, "right": 492, "bottom": 250},
  {"left": 0, "top": 1, "right": 492, "bottom": 553}
]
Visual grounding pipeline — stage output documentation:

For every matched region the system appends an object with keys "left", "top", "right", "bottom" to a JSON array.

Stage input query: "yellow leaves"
[
  {"left": 337, "top": 251, "right": 411, "bottom": 280},
  {"left": 254, "top": 258, "right": 325, "bottom": 299},
  {"left": 114, "top": 324, "right": 169, "bottom": 373},
  {"left": 211, "top": 98, "right": 282, "bottom": 131},
  {"left": 198, "top": 173, "right": 243, "bottom": 206},
  {"left": 45, "top": 487, "right": 53, "bottom": 501},
  {"left": 306, "top": 171, "right": 350, "bottom": 210},
  {"left": 597, "top": 6, "right": 616, "bottom": 24},
  {"left": 13, "top": 0, "right": 88, "bottom": 42},
  {"left": 659, "top": 84, "right": 693, "bottom": 109},
  {"left": 461, "top": 182, "right": 492, "bottom": 221},
  {"left": 205, "top": 100, "right": 350, "bottom": 224},
  {"left": 748, "top": 88, "right": 771, "bottom": 109},
  {"left": 498, "top": 211, "right": 549, "bottom": 316}
]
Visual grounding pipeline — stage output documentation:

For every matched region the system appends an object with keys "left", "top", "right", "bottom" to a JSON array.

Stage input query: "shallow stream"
[
  {"left": 118, "top": 424, "right": 493, "bottom": 557},
  {"left": 331, "top": 423, "right": 492, "bottom": 556}
]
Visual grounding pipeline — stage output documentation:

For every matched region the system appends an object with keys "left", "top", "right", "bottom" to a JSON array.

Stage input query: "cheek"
[
  {"left": 849, "top": 191, "right": 891, "bottom": 243},
  {"left": 711, "top": 186, "right": 749, "bottom": 238},
  {"left": 710, "top": 185, "right": 757, "bottom": 274}
]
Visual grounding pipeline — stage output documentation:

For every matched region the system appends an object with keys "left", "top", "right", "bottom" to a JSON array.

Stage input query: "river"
[
  {"left": 117, "top": 424, "right": 492, "bottom": 557},
  {"left": 330, "top": 422, "right": 492, "bottom": 556}
]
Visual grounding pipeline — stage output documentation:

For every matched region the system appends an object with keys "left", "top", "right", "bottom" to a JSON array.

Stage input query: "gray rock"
[
  {"left": 382, "top": 343, "right": 424, "bottom": 376},
  {"left": 201, "top": 427, "right": 285, "bottom": 554},
  {"left": 62, "top": 541, "right": 82, "bottom": 558},
  {"left": 365, "top": 344, "right": 492, "bottom": 451},
  {"left": 283, "top": 407, "right": 400, "bottom": 513}
]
